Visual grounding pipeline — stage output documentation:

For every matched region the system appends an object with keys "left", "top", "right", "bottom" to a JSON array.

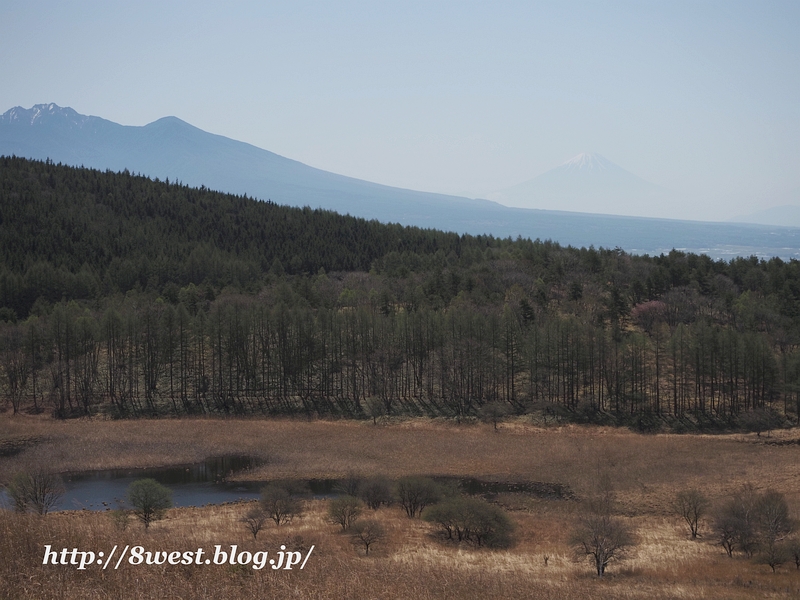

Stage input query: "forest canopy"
[{"left": 2, "top": 156, "right": 800, "bottom": 428}]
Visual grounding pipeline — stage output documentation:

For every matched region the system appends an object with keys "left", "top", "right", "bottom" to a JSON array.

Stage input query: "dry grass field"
[{"left": 2, "top": 414, "right": 800, "bottom": 598}]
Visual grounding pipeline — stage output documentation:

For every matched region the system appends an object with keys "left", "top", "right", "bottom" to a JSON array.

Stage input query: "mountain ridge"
[{"left": 2, "top": 103, "right": 800, "bottom": 260}]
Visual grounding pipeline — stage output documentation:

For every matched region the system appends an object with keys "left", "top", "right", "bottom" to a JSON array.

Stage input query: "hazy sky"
[{"left": 2, "top": 1, "right": 798, "bottom": 221}]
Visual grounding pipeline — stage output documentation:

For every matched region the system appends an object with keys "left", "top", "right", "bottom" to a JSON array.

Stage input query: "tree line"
[
  {"left": 2, "top": 157, "right": 800, "bottom": 427},
  {"left": 0, "top": 292, "right": 795, "bottom": 425}
]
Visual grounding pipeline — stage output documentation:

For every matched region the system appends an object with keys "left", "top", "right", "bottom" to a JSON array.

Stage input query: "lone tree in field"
[
  {"left": 571, "top": 512, "right": 635, "bottom": 577},
  {"left": 571, "top": 478, "right": 634, "bottom": 577},
  {"left": 328, "top": 495, "right": 363, "bottom": 531},
  {"left": 672, "top": 489, "right": 709, "bottom": 539},
  {"left": 350, "top": 519, "right": 386, "bottom": 555},
  {"left": 260, "top": 484, "right": 303, "bottom": 526},
  {"left": 128, "top": 479, "right": 172, "bottom": 529},
  {"left": 396, "top": 476, "right": 442, "bottom": 518},
  {"left": 241, "top": 505, "right": 268, "bottom": 540},
  {"left": 6, "top": 468, "right": 64, "bottom": 515}
]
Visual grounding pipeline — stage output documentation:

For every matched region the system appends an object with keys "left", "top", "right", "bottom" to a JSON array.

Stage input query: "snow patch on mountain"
[
  {"left": 561, "top": 152, "right": 611, "bottom": 172},
  {"left": 1, "top": 103, "right": 92, "bottom": 128}
]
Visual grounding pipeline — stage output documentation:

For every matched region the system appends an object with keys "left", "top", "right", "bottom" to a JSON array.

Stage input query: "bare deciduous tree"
[
  {"left": 350, "top": 519, "right": 385, "bottom": 555},
  {"left": 260, "top": 484, "right": 303, "bottom": 526},
  {"left": 713, "top": 486, "right": 793, "bottom": 564},
  {"left": 241, "top": 505, "right": 268, "bottom": 540},
  {"left": 7, "top": 468, "right": 64, "bottom": 515},
  {"left": 570, "top": 476, "right": 634, "bottom": 577},
  {"left": 756, "top": 490, "right": 793, "bottom": 572},
  {"left": 787, "top": 539, "right": 800, "bottom": 570},
  {"left": 672, "top": 489, "right": 709, "bottom": 539},
  {"left": 570, "top": 512, "right": 634, "bottom": 577},
  {"left": 713, "top": 484, "right": 759, "bottom": 557},
  {"left": 396, "top": 476, "right": 441, "bottom": 518},
  {"left": 359, "top": 476, "right": 393, "bottom": 510},
  {"left": 757, "top": 541, "right": 790, "bottom": 573},
  {"left": 757, "top": 490, "right": 793, "bottom": 546},
  {"left": 0, "top": 325, "right": 30, "bottom": 415},
  {"left": 334, "top": 471, "right": 362, "bottom": 497},
  {"left": 328, "top": 495, "right": 363, "bottom": 531},
  {"left": 364, "top": 396, "right": 386, "bottom": 424}
]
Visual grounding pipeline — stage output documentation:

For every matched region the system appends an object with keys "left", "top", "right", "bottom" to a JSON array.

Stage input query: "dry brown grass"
[
  {"left": 2, "top": 414, "right": 800, "bottom": 505},
  {"left": 3, "top": 414, "right": 800, "bottom": 598},
  {"left": 2, "top": 499, "right": 800, "bottom": 599}
]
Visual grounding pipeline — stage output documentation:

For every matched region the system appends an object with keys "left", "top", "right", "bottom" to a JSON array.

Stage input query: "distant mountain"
[
  {"left": 3, "top": 104, "right": 800, "bottom": 260},
  {"left": 730, "top": 202, "right": 800, "bottom": 228},
  {"left": 488, "top": 152, "right": 674, "bottom": 217},
  {"left": 0, "top": 103, "right": 504, "bottom": 227}
]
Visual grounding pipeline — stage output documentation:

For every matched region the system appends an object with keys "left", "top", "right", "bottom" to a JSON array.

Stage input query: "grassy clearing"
[
  {"left": 2, "top": 500, "right": 800, "bottom": 599},
  {"left": 2, "top": 415, "right": 800, "bottom": 597},
  {"left": 1, "top": 414, "right": 799, "bottom": 502}
]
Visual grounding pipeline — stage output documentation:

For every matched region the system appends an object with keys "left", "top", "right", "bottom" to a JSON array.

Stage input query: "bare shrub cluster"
[
  {"left": 424, "top": 496, "right": 514, "bottom": 547},
  {"left": 328, "top": 496, "right": 363, "bottom": 531},
  {"left": 712, "top": 485, "right": 794, "bottom": 571},
  {"left": 396, "top": 476, "right": 442, "bottom": 518},
  {"left": 5, "top": 467, "right": 64, "bottom": 515}
]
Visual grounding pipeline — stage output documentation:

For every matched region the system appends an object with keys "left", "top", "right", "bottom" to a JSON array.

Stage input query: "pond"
[
  {"left": 1, "top": 456, "right": 266, "bottom": 512},
  {"left": 0, "top": 457, "right": 572, "bottom": 512}
]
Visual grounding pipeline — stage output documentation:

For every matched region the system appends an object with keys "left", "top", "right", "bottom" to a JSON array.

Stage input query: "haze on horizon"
[{"left": 1, "top": 1, "right": 798, "bottom": 222}]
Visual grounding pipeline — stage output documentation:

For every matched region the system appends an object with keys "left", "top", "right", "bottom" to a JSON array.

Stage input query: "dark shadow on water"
[
  {"left": 4, "top": 460, "right": 572, "bottom": 512},
  {"left": 55, "top": 456, "right": 265, "bottom": 512}
]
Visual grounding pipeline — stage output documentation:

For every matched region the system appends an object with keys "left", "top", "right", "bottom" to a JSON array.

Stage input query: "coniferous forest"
[{"left": 2, "top": 155, "right": 800, "bottom": 428}]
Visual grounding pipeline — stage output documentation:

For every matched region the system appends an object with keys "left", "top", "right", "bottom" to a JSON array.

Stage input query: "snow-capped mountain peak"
[
  {"left": 487, "top": 152, "right": 672, "bottom": 217},
  {"left": 560, "top": 152, "right": 612, "bottom": 172},
  {"left": 1, "top": 103, "right": 91, "bottom": 128}
]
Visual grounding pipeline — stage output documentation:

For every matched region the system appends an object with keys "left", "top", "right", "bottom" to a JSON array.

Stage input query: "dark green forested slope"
[
  {"left": 0, "top": 155, "right": 495, "bottom": 319},
  {"left": 2, "top": 156, "right": 800, "bottom": 428}
]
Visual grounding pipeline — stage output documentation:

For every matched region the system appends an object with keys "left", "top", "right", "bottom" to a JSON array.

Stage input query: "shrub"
[
  {"left": 359, "top": 477, "right": 393, "bottom": 510},
  {"left": 396, "top": 476, "right": 441, "bottom": 518},
  {"left": 350, "top": 519, "right": 386, "bottom": 555},
  {"left": 241, "top": 505, "right": 268, "bottom": 539},
  {"left": 328, "top": 496, "right": 363, "bottom": 531},
  {"left": 6, "top": 468, "right": 64, "bottom": 515},
  {"left": 712, "top": 486, "right": 792, "bottom": 560},
  {"left": 109, "top": 509, "right": 129, "bottom": 531},
  {"left": 424, "top": 497, "right": 514, "bottom": 548},
  {"left": 260, "top": 484, "right": 303, "bottom": 526},
  {"left": 128, "top": 479, "right": 172, "bottom": 529}
]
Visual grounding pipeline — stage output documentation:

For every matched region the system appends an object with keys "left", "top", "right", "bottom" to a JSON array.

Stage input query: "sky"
[{"left": 1, "top": 0, "right": 799, "bottom": 221}]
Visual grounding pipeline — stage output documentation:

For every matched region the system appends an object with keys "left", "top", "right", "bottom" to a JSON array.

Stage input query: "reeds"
[{"left": 3, "top": 415, "right": 800, "bottom": 597}]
